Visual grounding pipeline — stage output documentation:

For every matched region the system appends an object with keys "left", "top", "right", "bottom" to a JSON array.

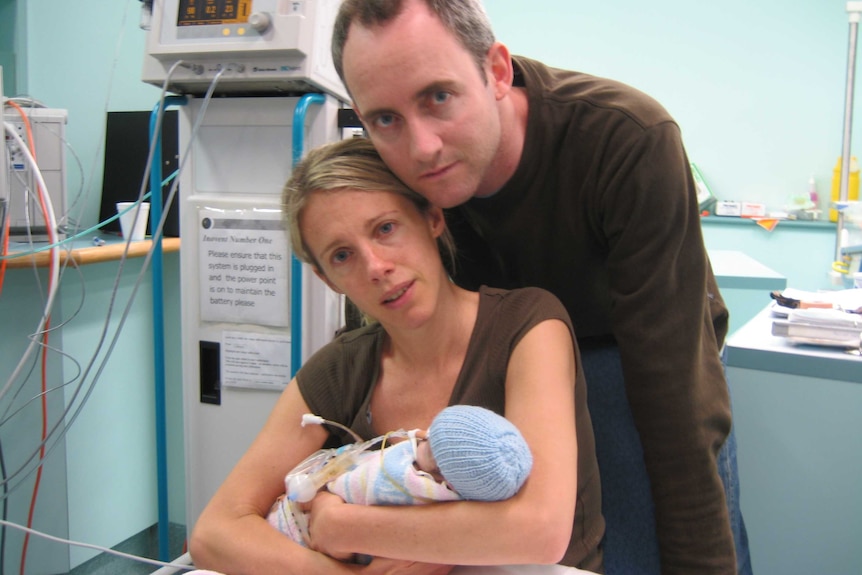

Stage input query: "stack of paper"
[
  {"left": 772, "top": 308, "right": 862, "bottom": 348},
  {"left": 769, "top": 288, "right": 862, "bottom": 348}
]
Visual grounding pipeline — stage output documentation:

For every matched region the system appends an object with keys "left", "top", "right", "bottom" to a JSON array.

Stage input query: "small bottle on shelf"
[{"left": 830, "top": 156, "right": 860, "bottom": 222}]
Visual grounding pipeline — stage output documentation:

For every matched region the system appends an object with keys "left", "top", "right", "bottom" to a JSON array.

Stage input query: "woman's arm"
[
  {"left": 188, "top": 380, "right": 363, "bottom": 575},
  {"left": 307, "top": 319, "right": 579, "bottom": 565}
]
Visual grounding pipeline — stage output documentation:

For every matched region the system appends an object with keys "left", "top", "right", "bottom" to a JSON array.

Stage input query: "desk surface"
[
  {"left": 708, "top": 249, "right": 787, "bottom": 291},
  {"left": 4, "top": 235, "right": 180, "bottom": 269},
  {"left": 725, "top": 305, "right": 862, "bottom": 384}
]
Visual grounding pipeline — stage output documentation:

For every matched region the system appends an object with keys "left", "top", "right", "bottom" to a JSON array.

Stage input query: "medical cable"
[
  {"left": 0, "top": 61, "right": 183, "bottom": 488},
  {"left": 0, "top": 519, "right": 196, "bottom": 572},
  {"left": 4, "top": 101, "right": 60, "bottom": 575},
  {"left": 0, "top": 233, "right": 88, "bottom": 417},
  {"left": 0, "top": 125, "right": 61, "bottom": 542},
  {"left": 0, "top": 442, "right": 9, "bottom": 572},
  {"left": 0, "top": 257, "right": 87, "bottom": 427},
  {"left": 0, "top": 111, "right": 64, "bottom": 407},
  {"left": 56, "top": 126, "right": 87, "bottom": 233},
  {"left": 1, "top": 5, "right": 177, "bottom": 567},
  {"left": 65, "top": 0, "right": 132, "bottom": 252},
  {"left": 0, "top": 179, "right": 174, "bottom": 263},
  {"left": 287, "top": 415, "right": 417, "bottom": 503},
  {"left": 0, "top": 123, "right": 60, "bottom": 406},
  {"left": 301, "top": 413, "right": 364, "bottom": 442},
  {"left": 6, "top": 64, "right": 224, "bottom": 488},
  {"left": 1, "top": 60, "right": 220, "bottom": 568},
  {"left": 0, "top": 206, "right": 9, "bottom": 297},
  {"left": 0, "top": 345, "right": 82, "bottom": 429},
  {"left": 0, "top": 64, "right": 220, "bottom": 498}
]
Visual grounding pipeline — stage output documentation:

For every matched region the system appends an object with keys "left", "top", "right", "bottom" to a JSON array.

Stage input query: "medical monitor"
[
  {"left": 3, "top": 106, "right": 67, "bottom": 240},
  {"left": 142, "top": 0, "right": 348, "bottom": 100}
]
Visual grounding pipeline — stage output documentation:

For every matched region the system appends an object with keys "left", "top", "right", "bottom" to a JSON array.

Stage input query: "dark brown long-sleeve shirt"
[{"left": 447, "top": 56, "right": 734, "bottom": 574}]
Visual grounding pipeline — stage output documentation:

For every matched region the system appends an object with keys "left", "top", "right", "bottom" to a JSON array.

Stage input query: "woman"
[{"left": 188, "top": 138, "right": 603, "bottom": 574}]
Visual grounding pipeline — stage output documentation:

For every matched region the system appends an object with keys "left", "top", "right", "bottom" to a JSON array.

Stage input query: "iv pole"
[{"left": 835, "top": 2, "right": 862, "bottom": 270}]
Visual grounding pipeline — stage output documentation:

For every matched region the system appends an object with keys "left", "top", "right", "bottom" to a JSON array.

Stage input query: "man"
[{"left": 330, "top": 1, "right": 751, "bottom": 574}]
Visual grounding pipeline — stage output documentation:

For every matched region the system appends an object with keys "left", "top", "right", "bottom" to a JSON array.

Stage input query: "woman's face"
[{"left": 301, "top": 189, "right": 447, "bottom": 330}]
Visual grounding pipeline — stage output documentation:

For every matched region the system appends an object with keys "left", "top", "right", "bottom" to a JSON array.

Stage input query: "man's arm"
[{"left": 602, "top": 122, "right": 736, "bottom": 574}]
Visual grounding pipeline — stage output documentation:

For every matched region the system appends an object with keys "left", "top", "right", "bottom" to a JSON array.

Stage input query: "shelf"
[
  {"left": 701, "top": 215, "right": 835, "bottom": 230},
  {"left": 3, "top": 236, "right": 180, "bottom": 269}
]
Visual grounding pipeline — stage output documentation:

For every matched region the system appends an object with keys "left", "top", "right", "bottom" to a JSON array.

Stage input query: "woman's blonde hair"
[{"left": 282, "top": 137, "right": 456, "bottom": 273}]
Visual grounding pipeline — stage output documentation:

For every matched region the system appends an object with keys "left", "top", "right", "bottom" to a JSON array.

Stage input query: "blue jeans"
[{"left": 580, "top": 344, "right": 752, "bottom": 575}]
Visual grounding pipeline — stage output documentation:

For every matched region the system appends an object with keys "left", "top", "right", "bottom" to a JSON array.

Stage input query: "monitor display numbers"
[{"left": 177, "top": 0, "right": 252, "bottom": 26}]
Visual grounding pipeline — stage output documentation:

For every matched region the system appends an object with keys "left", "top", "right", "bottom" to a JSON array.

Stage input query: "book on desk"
[
  {"left": 772, "top": 317, "right": 862, "bottom": 348},
  {"left": 771, "top": 298, "right": 862, "bottom": 348}
]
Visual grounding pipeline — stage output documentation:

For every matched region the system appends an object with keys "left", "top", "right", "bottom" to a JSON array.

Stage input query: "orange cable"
[
  {"left": 6, "top": 100, "right": 54, "bottom": 575},
  {"left": 20, "top": 317, "right": 48, "bottom": 575},
  {"left": 0, "top": 212, "right": 9, "bottom": 297}
]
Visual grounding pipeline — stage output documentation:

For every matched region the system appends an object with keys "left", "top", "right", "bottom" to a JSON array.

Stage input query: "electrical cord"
[
  {"left": 0, "top": 178, "right": 176, "bottom": 263},
  {"left": 0, "top": 208, "right": 9, "bottom": 298},
  {"left": 1, "top": 79, "right": 85, "bottom": 575},
  {"left": 0, "top": 56, "right": 227, "bottom": 572},
  {"left": 0, "top": 63, "right": 220, "bottom": 500},
  {"left": 0, "top": 74, "right": 178, "bottom": 496},
  {"left": 0, "top": 519, "right": 195, "bottom": 572},
  {"left": 0, "top": 258, "right": 86, "bottom": 428},
  {"left": 0, "top": 132, "right": 61, "bottom": 569},
  {"left": 55, "top": 125, "right": 86, "bottom": 233},
  {"left": 0, "top": 4, "right": 171, "bottom": 570},
  {"left": 1, "top": 57, "right": 177, "bottom": 575},
  {"left": 0, "top": 122, "right": 60, "bottom": 406},
  {"left": 4, "top": 99, "right": 60, "bottom": 575},
  {"left": 0, "top": 441, "right": 6, "bottom": 573}
]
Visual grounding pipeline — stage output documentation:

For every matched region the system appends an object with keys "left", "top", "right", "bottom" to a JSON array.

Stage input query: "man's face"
[{"left": 342, "top": 2, "right": 505, "bottom": 208}]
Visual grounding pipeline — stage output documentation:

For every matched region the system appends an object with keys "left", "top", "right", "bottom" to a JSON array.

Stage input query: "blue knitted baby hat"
[{"left": 427, "top": 405, "right": 533, "bottom": 501}]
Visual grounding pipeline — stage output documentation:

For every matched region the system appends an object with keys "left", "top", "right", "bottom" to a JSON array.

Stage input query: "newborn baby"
[{"left": 267, "top": 405, "right": 533, "bottom": 546}]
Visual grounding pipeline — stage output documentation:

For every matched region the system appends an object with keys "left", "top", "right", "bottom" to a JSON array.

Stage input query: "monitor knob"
[{"left": 249, "top": 12, "right": 272, "bottom": 33}]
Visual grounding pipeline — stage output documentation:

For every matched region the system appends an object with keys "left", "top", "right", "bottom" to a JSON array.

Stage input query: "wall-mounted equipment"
[
  {"left": 141, "top": 0, "right": 348, "bottom": 100},
  {"left": 3, "top": 106, "right": 67, "bottom": 241}
]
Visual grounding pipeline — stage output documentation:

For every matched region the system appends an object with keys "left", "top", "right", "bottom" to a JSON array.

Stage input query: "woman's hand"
[
  {"left": 306, "top": 490, "right": 353, "bottom": 560},
  {"left": 307, "top": 491, "right": 453, "bottom": 575}
]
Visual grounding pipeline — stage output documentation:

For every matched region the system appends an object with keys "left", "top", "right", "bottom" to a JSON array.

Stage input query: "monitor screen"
[{"left": 177, "top": 0, "right": 252, "bottom": 26}]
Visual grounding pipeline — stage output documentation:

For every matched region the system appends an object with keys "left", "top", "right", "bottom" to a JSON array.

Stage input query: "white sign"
[
  {"left": 199, "top": 207, "right": 290, "bottom": 327},
  {"left": 221, "top": 330, "right": 291, "bottom": 391}
]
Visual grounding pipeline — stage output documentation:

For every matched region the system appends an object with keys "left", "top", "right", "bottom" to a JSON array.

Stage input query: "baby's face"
[{"left": 414, "top": 438, "right": 444, "bottom": 483}]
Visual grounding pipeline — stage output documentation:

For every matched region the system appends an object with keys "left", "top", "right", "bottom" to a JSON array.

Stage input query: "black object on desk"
[{"left": 99, "top": 110, "right": 180, "bottom": 237}]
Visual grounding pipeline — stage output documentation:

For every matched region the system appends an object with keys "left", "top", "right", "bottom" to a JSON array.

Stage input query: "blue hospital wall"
[
  {"left": 485, "top": 0, "right": 852, "bottom": 215},
  {"left": 15, "top": 0, "right": 183, "bottom": 568},
  {"left": 22, "top": 0, "right": 853, "bottom": 224}
]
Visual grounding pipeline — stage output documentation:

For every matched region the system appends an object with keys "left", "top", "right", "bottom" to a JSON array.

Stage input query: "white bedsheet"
[
  {"left": 453, "top": 565, "right": 597, "bottom": 575},
  {"left": 149, "top": 553, "right": 598, "bottom": 575}
]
